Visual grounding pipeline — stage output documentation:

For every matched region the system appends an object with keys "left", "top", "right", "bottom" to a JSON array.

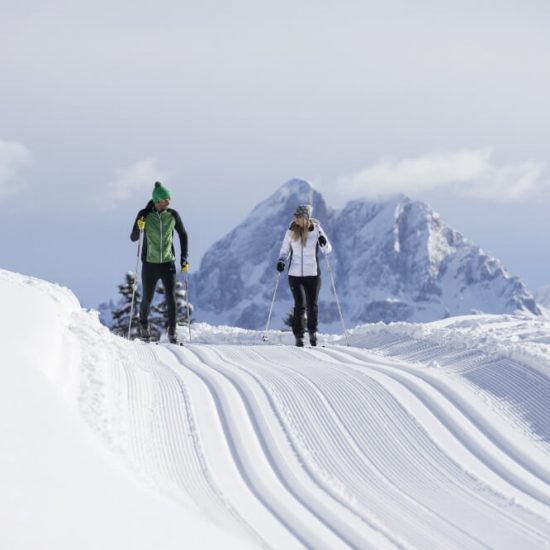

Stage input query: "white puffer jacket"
[{"left": 278, "top": 220, "right": 332, "bottom": 277}]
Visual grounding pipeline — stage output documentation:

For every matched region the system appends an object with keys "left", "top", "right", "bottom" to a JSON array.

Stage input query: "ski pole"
[
  {"left": 324, "top": 253, "right": 349, "bottom": 346},
  {"left": 262, "top": 272, "right": 281, "bottom": 342},
  {"left": 127, "top": 226, "right": 143, "bottom": 339},
  {"left": 183, "top": 273, "right": 192, "bottom": 343}
]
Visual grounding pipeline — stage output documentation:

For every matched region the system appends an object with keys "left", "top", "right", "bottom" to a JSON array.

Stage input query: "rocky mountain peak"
[{"left": 190, "top": 182, "right": 540, "bottom": 330}]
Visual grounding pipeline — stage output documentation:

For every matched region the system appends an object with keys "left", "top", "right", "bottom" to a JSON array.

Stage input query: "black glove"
[
  {"left": 276, "top": 261, "right": 285, "bottom": 272},
  {"left": 318, "top": 235, "right": 327, "bottom": 247},
  {"left": 180, "top": 258, "right": 189, "bottom": 272}
]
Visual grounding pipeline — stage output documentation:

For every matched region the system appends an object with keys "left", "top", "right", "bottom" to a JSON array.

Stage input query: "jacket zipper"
[{"left": 159, "top": 212, "right": 164, "bottom": 262}]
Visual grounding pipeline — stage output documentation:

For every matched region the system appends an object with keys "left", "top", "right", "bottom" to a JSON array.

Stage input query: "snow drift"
[{"left": 1, "top": 268, "right": 550, "bottom": 549}]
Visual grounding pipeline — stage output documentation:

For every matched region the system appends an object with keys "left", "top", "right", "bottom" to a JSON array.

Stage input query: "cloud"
[
  {"left": 104, "top": 157, "right": 169, "bottom": 207},
  {"left": 0, "top": 139, "right": 32, "bottom": 200},
  {"left": 338, "top": 148, "right": 546, "bottom": 201}
]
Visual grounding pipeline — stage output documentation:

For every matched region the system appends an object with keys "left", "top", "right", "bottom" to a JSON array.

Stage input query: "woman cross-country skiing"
[
  {"left": 130, "top": 181, "right": 188, "bottom": 344},
  {"left": 276, "top": 204, "right": 332, "bottom": 347}
]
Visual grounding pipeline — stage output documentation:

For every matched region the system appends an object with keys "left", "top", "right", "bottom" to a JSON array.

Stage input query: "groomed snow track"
[{"left": 85, "top": 335, "right": 550, "bottom": 549}]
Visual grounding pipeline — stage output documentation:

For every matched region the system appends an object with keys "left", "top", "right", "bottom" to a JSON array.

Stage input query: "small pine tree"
[
  {"left": 283, "top": 309, "right": 294, "bottom": 330},
  {"left": 283, "top": 310, "right": 308, "bottom": 332},
  {"left": 111, "top": 272, "right": 141, "bottom": 339},
  {"left": 109, "top": 274, "right": 194, "bottom": 342},
  {"left": 152, "top": 281, "right": 193, "bottom": 336},
  {"left": 175, "top": 280, "right": 193, "bottom": 327}
]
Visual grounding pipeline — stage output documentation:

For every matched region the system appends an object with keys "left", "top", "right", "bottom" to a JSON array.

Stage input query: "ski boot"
[
  {"left": 309, "top": 332, "right": 317, "bottom": 347},
  {"left": 168, "top": 328, "right": 179, "bottom": 345},
  {"left": 138, "top": 323, "right": 151, "bottom": 342},
  {"left": 295, "top": 335, "right": 305, "bottom": 347}
]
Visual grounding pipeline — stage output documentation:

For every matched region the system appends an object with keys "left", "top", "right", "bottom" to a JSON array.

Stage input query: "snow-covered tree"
[
  {"left": 175, "top": 280, "right": 194, "bottom": 327},
  {"left": 283, "top": 309, "right": 295, "bottom": 330},
  {"left": 111, "top": 272, "right": 141, "bottom": 339},
  {"left": 108, "top": 273, "right": 193, "bottom": 341},
  {"left": 152, "top": 281, "right": 193, "bottom": 336}
]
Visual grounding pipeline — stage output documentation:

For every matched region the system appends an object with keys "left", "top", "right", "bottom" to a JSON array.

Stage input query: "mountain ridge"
[{"left": 189, "top": 179, "right": 540, "bottom": 329}]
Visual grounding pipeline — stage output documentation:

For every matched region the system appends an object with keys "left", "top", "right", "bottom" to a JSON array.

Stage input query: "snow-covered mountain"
[
  {"left": 191, "top": 179, "right": 540, "bottom": 330},
  {"left": 190, "top": 179, "right": 331, "bottom": 330}
]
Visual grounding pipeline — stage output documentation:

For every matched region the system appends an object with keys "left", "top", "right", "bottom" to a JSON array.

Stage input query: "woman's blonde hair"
[{"left": 290, "top": 221, "right": 310, "bottom": 246}]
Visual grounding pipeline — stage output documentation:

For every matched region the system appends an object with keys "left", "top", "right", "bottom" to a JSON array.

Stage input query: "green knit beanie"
[{"left": 152, "top": 181, "right": 171, "bottom": 203}]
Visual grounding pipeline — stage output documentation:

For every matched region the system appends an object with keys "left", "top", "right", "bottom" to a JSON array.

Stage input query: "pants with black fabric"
[
  {"left": 140, "top": 261, "right": 177, "bottom": 331},
  {"left": 288, "top": 275, "right": 321, "bottom": 337}
]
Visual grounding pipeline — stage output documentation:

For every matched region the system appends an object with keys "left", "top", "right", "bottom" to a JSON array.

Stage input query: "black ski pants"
[
  {"left": 288, "top": 275, "right": 321, "bottom": 337},
  {"left": 140, "top": 261, "right": 176, "bottom": 330}
]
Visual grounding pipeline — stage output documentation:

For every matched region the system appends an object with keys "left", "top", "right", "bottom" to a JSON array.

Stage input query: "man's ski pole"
[
  {"left": 262, "top": 272, "right": 281, "bottom": 342},
  {"left": 324, "top": 254, "right": 349, "bottom": 346},
  {"left": 128, "top": 218, "right": 144, "bottom": 339},
  {"left": 184, "top": 273, "right": 192, "bottom": 343}
]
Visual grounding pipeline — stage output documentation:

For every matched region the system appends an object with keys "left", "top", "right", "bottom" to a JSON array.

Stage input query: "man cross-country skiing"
[{"left": 130, "top": 181, "right": 188, "bottom": 343}]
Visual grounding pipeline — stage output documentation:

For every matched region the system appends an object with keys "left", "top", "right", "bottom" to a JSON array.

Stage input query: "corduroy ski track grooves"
[
  {"left": 209, "top": 345, "right": 549, "bottom": 548},
  {"left": 163, "top": 344, "right": 382, "bottom": 549},
  {"left": 200, "top": 345, "right": 487, "bottom": 549},
  {"left": 105, "top": 339, "right": 550, "bottom": 549}
]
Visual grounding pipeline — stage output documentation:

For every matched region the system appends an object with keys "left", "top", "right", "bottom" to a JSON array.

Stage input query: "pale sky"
[{"left": 2, "top": 0, "right": 550, "bottom": 307}]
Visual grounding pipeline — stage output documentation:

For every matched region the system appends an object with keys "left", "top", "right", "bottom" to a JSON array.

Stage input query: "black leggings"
[
  {"left": 140, "top": 261, "right": 176, "bottom": 329},
  {"left": 288, "top": 275, "right": 321, "bottom": 336}
]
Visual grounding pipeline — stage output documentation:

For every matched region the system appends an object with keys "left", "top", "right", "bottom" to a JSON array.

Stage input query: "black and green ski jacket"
[{"left": 130, "top": 201, "right": 188, "bottom": 264}]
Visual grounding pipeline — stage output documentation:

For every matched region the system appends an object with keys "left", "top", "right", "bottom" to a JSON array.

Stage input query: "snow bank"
[
  {"left": 0, "top": 269, "right": 253, "bottom": 550},
  {"left": 340, "top": 315, "right": 550, "bottom": 455},
  {"left": 342, "top": 314, "right": 550, "bottom": 378}
]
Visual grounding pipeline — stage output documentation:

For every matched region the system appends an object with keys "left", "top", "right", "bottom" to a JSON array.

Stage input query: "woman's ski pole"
[
  {"left": 262, "top": 272, "right": 281, "bottom": 342},
  {"left": 324, "top": 254, "right": 349, "bottom": 346}
]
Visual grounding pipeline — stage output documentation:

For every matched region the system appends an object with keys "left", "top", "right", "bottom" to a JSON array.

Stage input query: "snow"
[
  {"left": 0, "top": 270, "right": 252, "bottom": 550},
  {"left": 1, "top": 267, "right": 550, "bottom": 549}
]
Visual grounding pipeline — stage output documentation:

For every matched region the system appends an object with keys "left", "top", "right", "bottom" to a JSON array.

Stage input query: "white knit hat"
[{"left": 294, "top": 204, "right": 313, "bottom": 219}]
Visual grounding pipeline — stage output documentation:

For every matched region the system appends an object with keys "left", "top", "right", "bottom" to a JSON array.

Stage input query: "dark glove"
[
  {"left": 181, "top": 258, "right": 189, "bottom": 273},
  {"left": 318, "top": 235, "right": 327, "bottom": 247},
  {"left": 276, "top": 261, "right": 285, "bottom": 272}
]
